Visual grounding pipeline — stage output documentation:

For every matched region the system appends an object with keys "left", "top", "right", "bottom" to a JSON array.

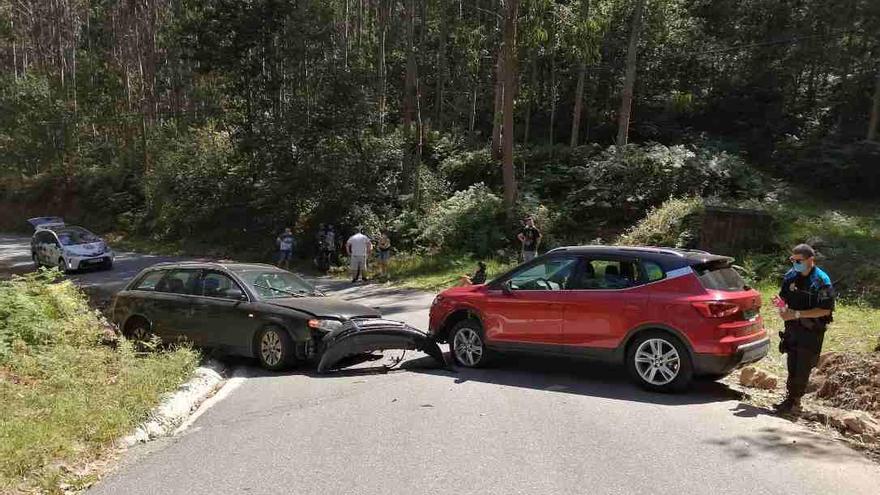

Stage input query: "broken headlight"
[{"left": 307, "top": 319, "right": 344, "bottom": 332}]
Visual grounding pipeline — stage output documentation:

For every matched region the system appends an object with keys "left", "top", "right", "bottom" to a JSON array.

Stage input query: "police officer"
[{"left": 774, "top": 244, "right": 835, "bottom": 415}]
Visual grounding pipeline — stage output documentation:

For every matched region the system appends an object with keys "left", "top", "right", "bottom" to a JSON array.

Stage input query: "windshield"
[
  {"left": 56, "top": 227, "right": 100, "bottom": 246},
  {"left": 236, "top": 269, "right": 319, "bottom": 299}
]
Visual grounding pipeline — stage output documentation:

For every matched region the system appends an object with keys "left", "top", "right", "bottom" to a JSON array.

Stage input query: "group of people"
[{"left": 276, "top": 224, "right": 392, "bottom": 282}]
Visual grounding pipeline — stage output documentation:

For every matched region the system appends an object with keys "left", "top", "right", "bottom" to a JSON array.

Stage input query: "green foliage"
[
  {"left": 413, "top": 184, "right": 507, "bottom": 256},
  {"left": 617, "top": 196, "right": 705, "bottom": 248},
  {"left": 0, "top": 270, "right": 198, "bottom": 492}
]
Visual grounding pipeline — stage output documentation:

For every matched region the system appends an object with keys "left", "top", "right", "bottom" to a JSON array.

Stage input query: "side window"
[
  {"left": 155, "top": 269, "right": 200, "bottom": 295},
  {"left": 198, "top": 272, "right": 245, "bottom": 300},
  {"left": 508, "top": 257, "right": 579, "bottom": 291},
  {"left": 568, "top": 259, "right": 640, "bottom": 290},
  {"left": 134, "top": 271, "right": 166, "bottom": 291},
  {"left": 642, "top": 262, "right": 665, "bottom": 283}
]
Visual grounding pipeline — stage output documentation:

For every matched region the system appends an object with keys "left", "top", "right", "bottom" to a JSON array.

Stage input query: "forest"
[{"left": 1, "top": 0, "right": 879, "bottom": 257}]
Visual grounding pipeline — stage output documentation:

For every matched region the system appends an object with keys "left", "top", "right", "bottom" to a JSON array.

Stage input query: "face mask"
[{"left": 792, "top": 261, "right": 807, "bottom": 273}]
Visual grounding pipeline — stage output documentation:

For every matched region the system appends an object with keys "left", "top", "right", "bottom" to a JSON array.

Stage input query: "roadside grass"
[
  {"left": 370, "top": 253, "right": 516, "bottom": 291},
  {"left": 0, "top": 270, "right": 198, "bottom": 493}
]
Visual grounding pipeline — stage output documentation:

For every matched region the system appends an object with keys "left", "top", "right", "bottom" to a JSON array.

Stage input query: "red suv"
[{"left": 429, "top": 246, "right": 769, "bottom": 392}]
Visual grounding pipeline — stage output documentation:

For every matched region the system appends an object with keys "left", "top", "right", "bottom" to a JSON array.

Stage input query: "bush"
[
  {"left": 414, "top": 184, "right": 507, "bottom": 256},
  {"left": 617, "top": 197, "right": 705, "bottom": 248},
  {"left": 772, "top": 139, "right": 880, "bottom": 199}
]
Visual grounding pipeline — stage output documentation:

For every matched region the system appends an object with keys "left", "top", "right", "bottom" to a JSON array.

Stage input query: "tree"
[
  {"left": 500, "top": 0, "right": 519, "bottom": 212},
  {"left": 869, "top": 69, "right": 880, "bottom": 142},
  {"left": 616, "top": 0, "right": 645, "bottom": 147}
]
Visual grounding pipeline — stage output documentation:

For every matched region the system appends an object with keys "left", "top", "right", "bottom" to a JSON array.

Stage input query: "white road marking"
[{"left": 173, "top": 367, "right": 248, "bottom": 435}]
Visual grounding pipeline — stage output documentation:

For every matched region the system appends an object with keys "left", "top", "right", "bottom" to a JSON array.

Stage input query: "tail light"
[{"left": 692, "top": 301, "right": 740, "bottom": 318}]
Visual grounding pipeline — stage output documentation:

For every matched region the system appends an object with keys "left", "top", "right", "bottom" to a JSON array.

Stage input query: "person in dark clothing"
[
  {"left": 773, "top": 244, "right": 835, "bottom": 415},
  {"left": 517, "top": 217, "right": 542, "bottom": 262},
  {"left": 459, "top": 261, "right": 487, "bottom": 286}
]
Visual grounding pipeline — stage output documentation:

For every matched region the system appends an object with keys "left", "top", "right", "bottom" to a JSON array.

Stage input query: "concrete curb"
[{"left": 119, "top": 359, "right": 227, "bottom": 447}]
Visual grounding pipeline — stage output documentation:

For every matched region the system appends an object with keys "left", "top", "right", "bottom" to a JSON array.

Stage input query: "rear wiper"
[{"left": 253, "top": 283, "right": 307, "bottom": 298}]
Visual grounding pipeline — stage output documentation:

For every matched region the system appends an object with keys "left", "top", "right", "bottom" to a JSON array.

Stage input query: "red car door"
[
  {"left": 560, "top": 258, "right": 652, "bottom": 350},
  {"left": 482, "top": 256, "right": 579, "bottom": 347}
]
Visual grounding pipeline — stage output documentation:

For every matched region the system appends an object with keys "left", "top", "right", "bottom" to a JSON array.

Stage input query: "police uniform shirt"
[{"left": 779, "top": 266, "right": 835, "bottom": 324}]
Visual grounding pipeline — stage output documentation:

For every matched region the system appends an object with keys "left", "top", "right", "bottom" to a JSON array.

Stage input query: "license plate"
[{"left": 743, "top": 309, "right": 758, "bottom": 320}]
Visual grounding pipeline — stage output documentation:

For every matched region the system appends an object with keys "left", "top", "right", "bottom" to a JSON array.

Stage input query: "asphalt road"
[{"left": 2, "top": 234, "right": 879, "bottom": 494}]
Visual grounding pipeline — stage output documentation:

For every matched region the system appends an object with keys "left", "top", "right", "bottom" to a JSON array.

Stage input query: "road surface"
[{"left": 2, "top": 234, "right": 879, "bottom": 494}]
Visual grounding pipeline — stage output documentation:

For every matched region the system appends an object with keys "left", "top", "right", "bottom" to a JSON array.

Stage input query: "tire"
[
  {"left": 449, "top": 319, "right": 493, "bottom": 368},
  {"left": 626, "top": 330, "right": 694, "bottom": 393},
  {"left": 57, "top": 257, "right": 71, "bottom": 274},
  {"left": 124, "top": 317, "right": 154, "bottom": 351},
  {"left": 32, "top": 252, "right": 41, "bottom": 268},
  {"left": 256, "top": 326, "right": 295, "bottom": 371},
  {"left": 103, "top": 260, "right": 114, "bottom": 271}
]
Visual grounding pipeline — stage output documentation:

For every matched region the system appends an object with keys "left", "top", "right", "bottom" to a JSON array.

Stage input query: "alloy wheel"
[
  {"left": 634, "top": 338, "right": 681, "bottom": 386},
  {"left": 261, "top": 330, "right": 283, "bottom": 367},
  {"left": 453, "top": 328, "right": 483, "bottom": 367}
]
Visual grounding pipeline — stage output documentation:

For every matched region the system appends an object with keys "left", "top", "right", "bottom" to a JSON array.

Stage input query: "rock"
[
  {"left": 841, "top": 411, "right": 880, "bottom": 436},
  {"left": 817, "top": 378, "right": 841, "bottom": 398},
  {"left": 739, "top": 366, "right": 758, "bottom": 387},
  {"left": 817, "top": 351, "right": 841, "bottom": 370},
  {"left": 753, "top": 372, "right": 779, "bottom": 390}
]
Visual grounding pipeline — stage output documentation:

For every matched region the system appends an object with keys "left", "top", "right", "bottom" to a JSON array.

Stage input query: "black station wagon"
[{"left": 111, "top": 262, "right": 381, "bottom": 369}]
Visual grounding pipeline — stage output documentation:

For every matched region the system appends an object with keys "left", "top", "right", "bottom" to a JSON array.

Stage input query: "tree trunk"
[
  {"left": 403, "top": 0, "right": 419, "bottom": 196},
  {"left": 616, "top": 0, "right": 646, "bottom": 147},
  {"left": 868, "top": 70, "right": 880, "bottom": 142},
  {"left": 571, "top": 62, "right": 586, "bottom": 147},
  {"left": 524, "top": 57, "right": 536, "bottom": 145},
  {"left": 501, "top": 0, "right": 519, "bottom": 213},
  {"left": 434, "top": 2, "right": 448, "bottom": 129},
  {"left": 377, "top": 1, "right": 388, "bottom": 134},
  {"left": 491, "top": 50, "right": 504, "bottom": 159},
  {"left": 549, "top": 47, "right": 556, "bottom": 144}
]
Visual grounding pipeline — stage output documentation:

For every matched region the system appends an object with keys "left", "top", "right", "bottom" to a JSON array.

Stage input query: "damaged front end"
[{"left": 317, "top": 319, "right": 447, "bottom": 373}]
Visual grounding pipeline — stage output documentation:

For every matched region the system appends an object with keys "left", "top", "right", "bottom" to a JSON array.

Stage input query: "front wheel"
[
  {"left": 257, "top": 326, "right": 295, "bottom": 371},
  {"left": 57, "top": 257, "right": 71, "bottom": 274},
  {"left": 626, "top": 331, "right": 694, "bottom": 393},
  {"left": 449, "top": 319, "right": 493, "bottom": 368}
]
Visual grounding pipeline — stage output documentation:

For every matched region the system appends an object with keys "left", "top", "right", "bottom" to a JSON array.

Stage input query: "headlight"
[{"left": 307, "top": 319, "right": 343, "bottom": 332}]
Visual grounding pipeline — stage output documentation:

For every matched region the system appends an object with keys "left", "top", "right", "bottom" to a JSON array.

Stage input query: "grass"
[
  {"left": 0, "top": 271, "right": 199, "bottom": 493},
  {"left": 340, "top": 253, "right": 516, "bottom": 291}
]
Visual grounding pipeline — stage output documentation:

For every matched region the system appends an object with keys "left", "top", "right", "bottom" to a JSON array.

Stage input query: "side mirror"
[
  {"left": 501, "top": 280, "right": 514, "bottom": 296},
  {"left": 226, "top": 288, "right": 247, "bottom": 301}
]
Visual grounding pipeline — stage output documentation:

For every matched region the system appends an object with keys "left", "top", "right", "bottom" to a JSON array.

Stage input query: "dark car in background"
[{"left": 111, "top": 262, "right": 381, "bottom": 370}]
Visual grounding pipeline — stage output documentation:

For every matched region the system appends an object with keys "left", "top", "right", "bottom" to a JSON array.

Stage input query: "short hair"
[{"left": 792, "top": 244, "right": 815, "bottom": 258}]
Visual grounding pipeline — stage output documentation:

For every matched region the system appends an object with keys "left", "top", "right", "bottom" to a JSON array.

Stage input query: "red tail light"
[{"left": 692, "top": 301, "right": 740, "bottom": 318}]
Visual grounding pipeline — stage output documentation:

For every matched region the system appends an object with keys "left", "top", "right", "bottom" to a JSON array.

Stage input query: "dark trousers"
[{"left": 782, "top": 319, "right": 826, "bottom": 399}]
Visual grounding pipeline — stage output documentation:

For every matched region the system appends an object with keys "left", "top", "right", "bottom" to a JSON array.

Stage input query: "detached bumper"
[{"left": 692, "top": 337, "right": 770, "bottom": 376}]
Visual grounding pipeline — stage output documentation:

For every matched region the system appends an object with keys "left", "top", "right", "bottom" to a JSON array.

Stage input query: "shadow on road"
[{"left": 705, "top": 424, "right": 864, "bottom": 462}]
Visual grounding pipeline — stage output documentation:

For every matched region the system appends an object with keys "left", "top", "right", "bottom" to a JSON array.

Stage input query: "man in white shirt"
[{"left": 346, "top": 228, "right": 372, "bottom": 282}]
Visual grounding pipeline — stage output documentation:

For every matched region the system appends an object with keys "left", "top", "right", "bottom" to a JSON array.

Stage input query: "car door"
[
  {"left": 151, "top": 269, "right": 202, "bottom": 345},
  {"left": 189, "top": 270, "right": 261, "bottom": 354},
  {"left": 482, "top": 255, "right": 579, "bottom": 351},
  {"left": 37, "top": 232, "right": 61, "bottom": 266},
  {"left": 560, "top": 257, "right": 652, "bottom": 351}
]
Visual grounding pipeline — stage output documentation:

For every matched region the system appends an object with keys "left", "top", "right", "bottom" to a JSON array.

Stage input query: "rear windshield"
[{"left": 694, "top": 262, "right": 747, "bottom": 291}]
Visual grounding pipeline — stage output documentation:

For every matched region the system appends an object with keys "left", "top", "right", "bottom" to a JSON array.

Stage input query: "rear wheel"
[
  {"left": 626, "top": 331, "right": 694, "bottom": 393},
  {"left": 124, "top": 317, "right": 154, "bottom": 351},
  {"left": 32, "top": 251, "right": 41, "bottom": 268},
  {"left": 256, "top": 326, "right": 295, "bottom": 371},
  {"left": 449, "top": 319, "right": 492, "bottom": 368}
]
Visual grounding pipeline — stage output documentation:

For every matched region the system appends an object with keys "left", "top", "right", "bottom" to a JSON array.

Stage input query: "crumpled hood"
[
  {"left": 64, "top": 242, "right": 107, "bottom": 257},
  {"left": 266, "top": 297, "right": 380, "bottom": 319}
]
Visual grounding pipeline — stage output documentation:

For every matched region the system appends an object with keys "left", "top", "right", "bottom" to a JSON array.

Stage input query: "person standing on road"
[
  {"left": 346, "top": 228, "right": 372, "bottom": 283},
  {"left": 773, "top": 243, "right": 835, "bottom": 415},
  {"left": 376, "top": 231, "right": 392, "bottom": 278},
  {"left": 276, "top": 227, "right": 296, "bottom": 270},
  {"left": 517, "top": 216, "right": 542, "bottom": 262}
]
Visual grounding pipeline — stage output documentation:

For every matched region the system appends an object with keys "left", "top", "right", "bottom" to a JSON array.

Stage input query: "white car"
[{"left": 29, "top": 217, "right": 115, "bottom": 272}]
